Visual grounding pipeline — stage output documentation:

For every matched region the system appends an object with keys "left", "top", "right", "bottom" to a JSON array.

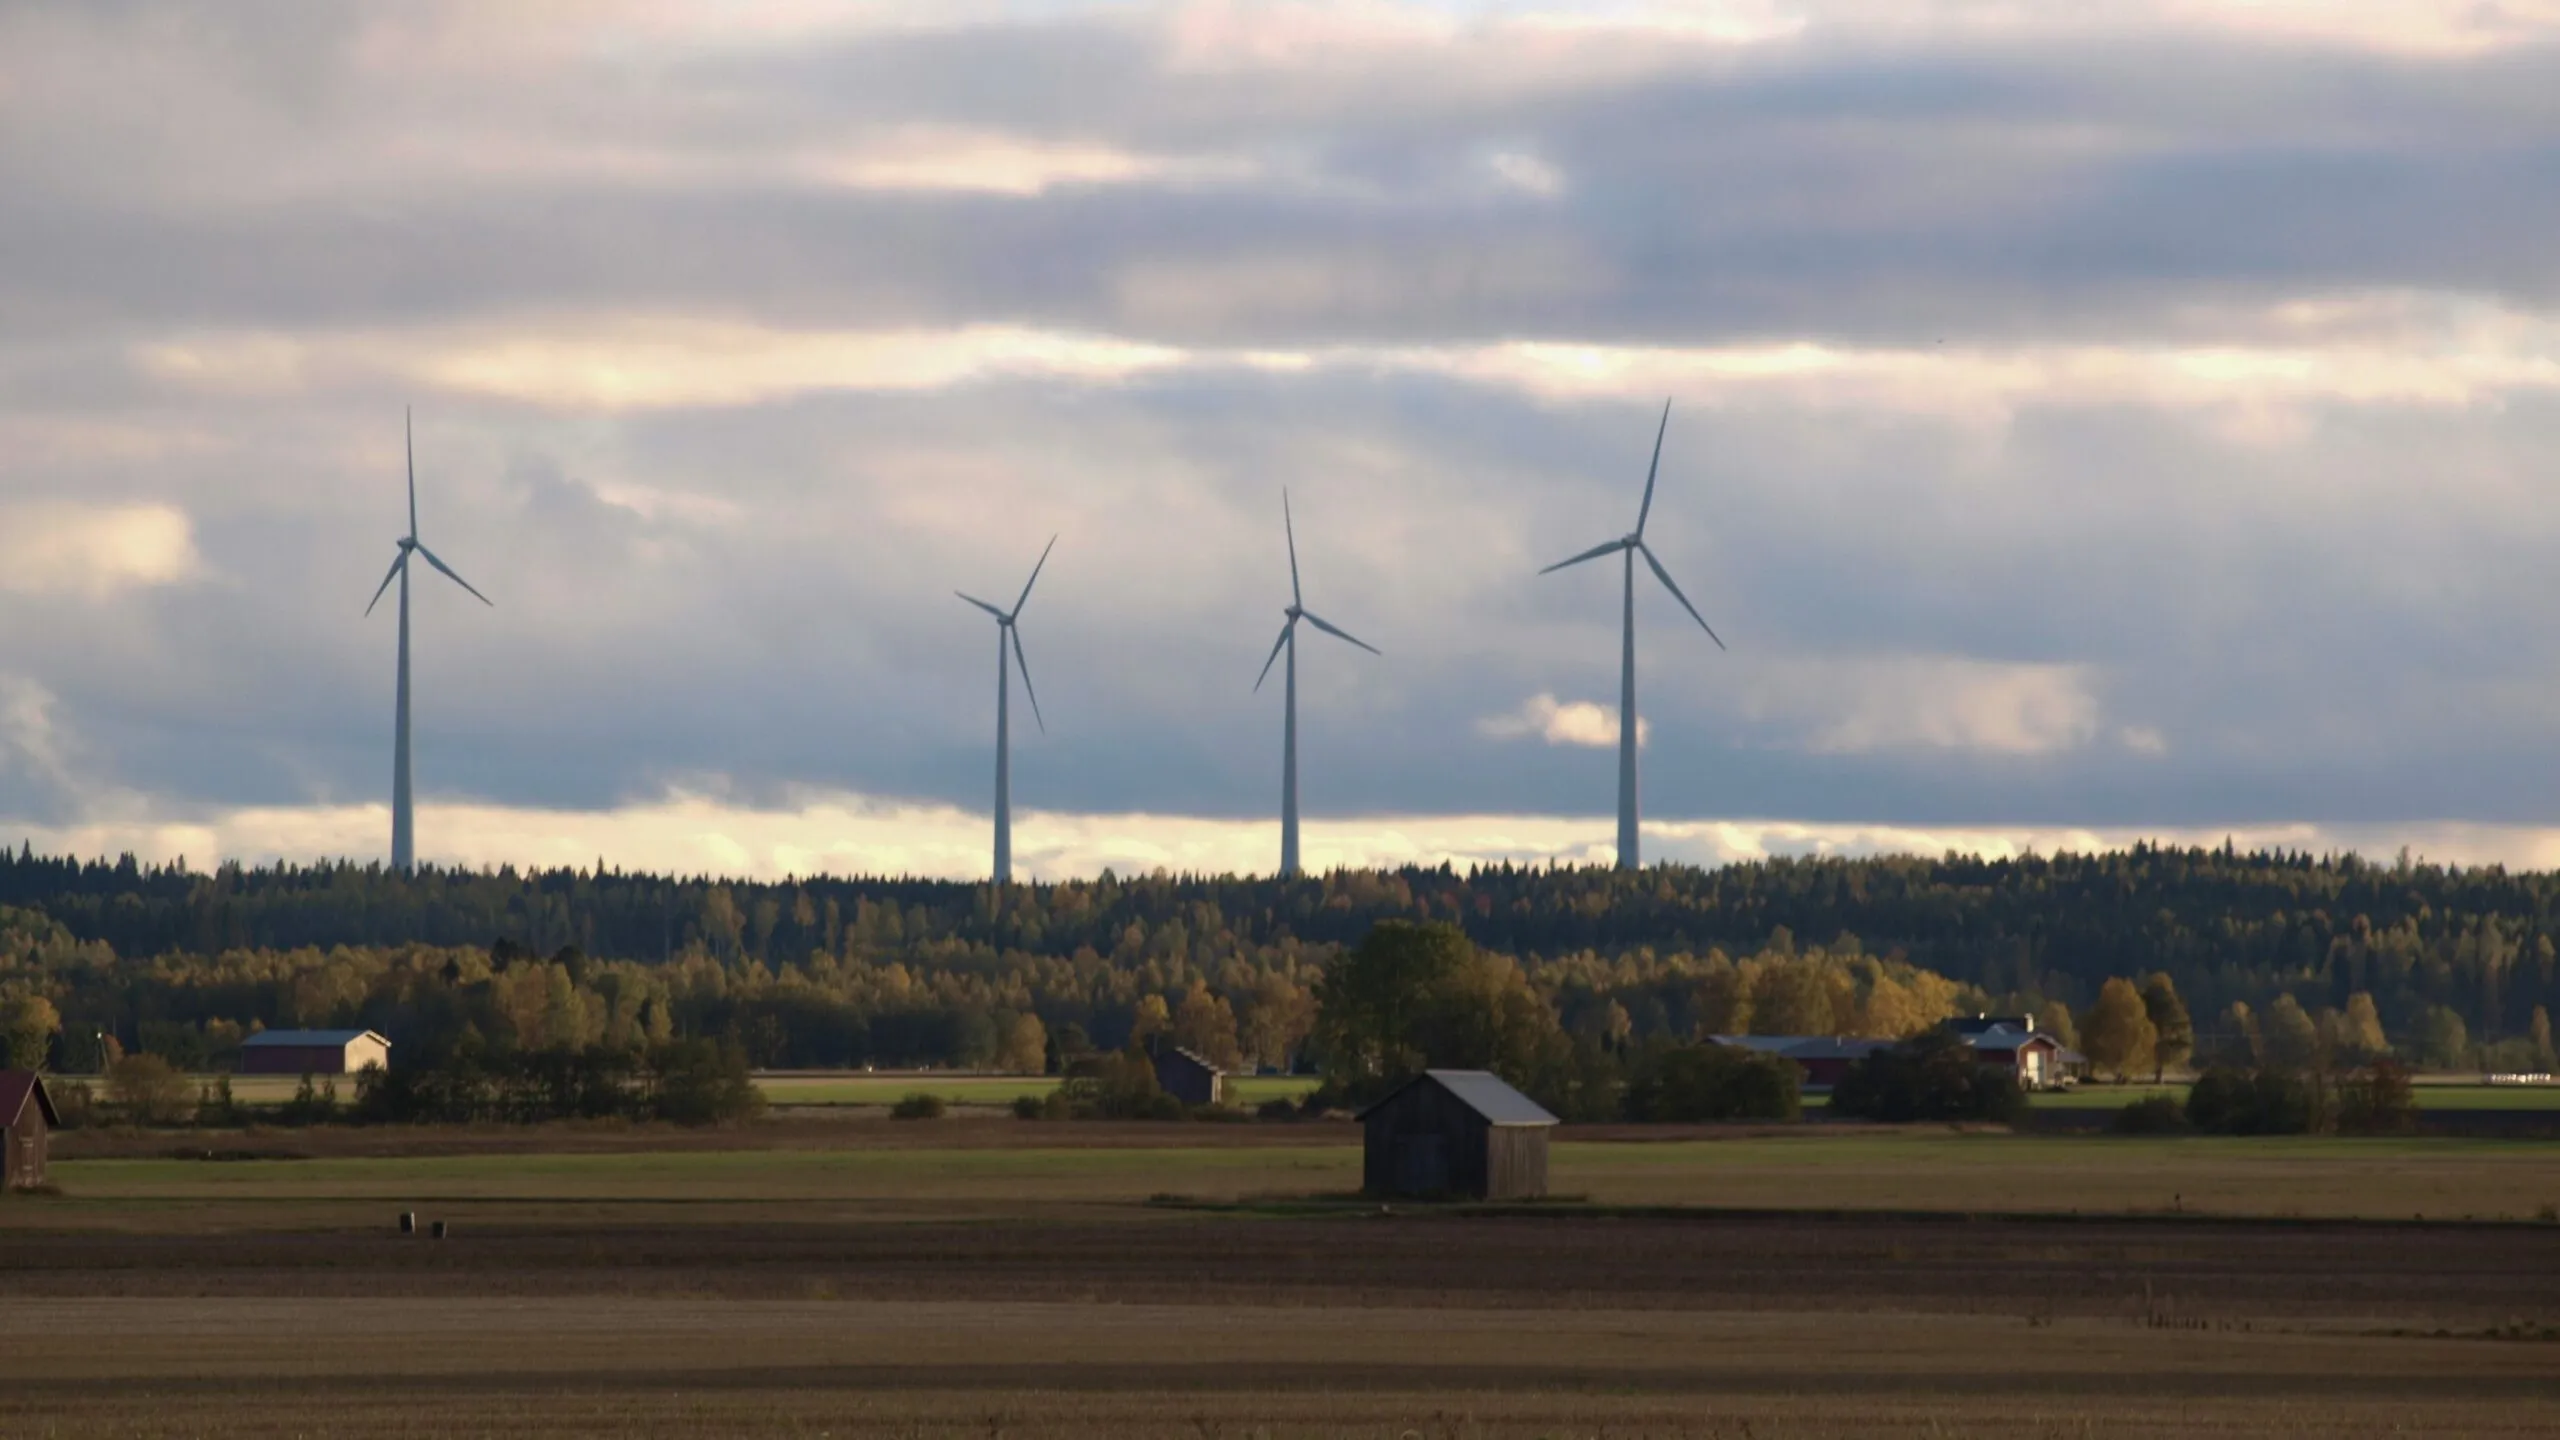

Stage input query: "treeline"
[
  {"left": 5, "top": 843, "right": 2559, "bottom": 1071},
  {"left": 0, "top": 900, "right": 1971, "bottom": 1082}
]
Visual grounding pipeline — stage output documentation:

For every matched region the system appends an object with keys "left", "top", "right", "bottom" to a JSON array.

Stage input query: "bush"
[
  {"left": 1830, "top": 1032, "right": 2027, "bottom": 1124},
  {"left": 2109, "top": 1095, "right": 2190, "bottom": 1135},
  {"left": 355, "top": 1040, "right": 765, "bottom": 1127},
  {"left": 890, "top": 1092, "right": 946, "bottom": 1120},
  {"left": 1012, "top": 1094, "right": 1046, "bottom": 1120},
  {"left": 104, "top": 1053, "right": 193, "bottom": 1127},
  {"left": 1623, "top": 1041, "right": 1802, "bottom": 1122},
  {"left": 2338, "top": 1057, "right": 2418, "bottom": 1134},
  {"left": 1054, "top": 1048, "right": 1182, "bottom": 1120},
  {"left": 1256, "top": 1098, "right": 1299, "bottom": 1122},
  {"left": 2185, "top": 1066, "right": 2318, "bottom": 1135}
]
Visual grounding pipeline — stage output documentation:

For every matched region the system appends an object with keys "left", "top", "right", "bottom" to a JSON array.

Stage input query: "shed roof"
[
  {"left": 1156, "top": 1045, "right": 1223, "bottom": 1076},
  {"left": 1356, "top": 1069, "right": 1558, "bottom": 1127},
  {"left": 0, "top": 1070, "right": 59, "bottom": 1129},
  {"left": 241, "top": 1029, "right": 389, "bottom": 1048}
]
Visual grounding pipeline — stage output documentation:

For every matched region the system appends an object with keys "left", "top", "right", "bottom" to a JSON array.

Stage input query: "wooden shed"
[
  {"left": 1, "top": 1070, "right": 58, "bottom": 1192},
  {"left": 1150, "top": 1045, "right": 1225, "bottom": 1108},
  {"left": 238, "top": 1028, "right": 391, "bottom": 1076},
  {"left": 1355, "top": 1069, "right": 1558, "bottom": 1201}
]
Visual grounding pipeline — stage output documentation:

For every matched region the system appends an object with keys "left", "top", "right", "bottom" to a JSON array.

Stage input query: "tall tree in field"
[
  {"left": 2079, "top": 977, "right": 2159, "bottom": 1082},
  {"left": 2531, "top": 1005, "right": 2556, "bottom": 1071},
  {"left": 1311, "top": 920, "right": 1562, "bottom": 1098},
  {"left": 2140, "top": 973, "right": 2194, "bottom": 1082},
  {"left": 0, "top": 989, "right": 60, "bottom": 1071}
]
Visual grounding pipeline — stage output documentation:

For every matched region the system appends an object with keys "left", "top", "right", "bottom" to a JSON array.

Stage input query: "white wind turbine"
[
  {"left": 1255, "top": 491, "right": 1378, "bottom": 877},
  {"left": 958, "top": 537, "right": 1056, "bottom": 884},
  {"left": 364, "top": 408, "right": 491, "bottom": 873},
  {"left": 1537, "top": 400, "right": 1723, "bottom": 870}
]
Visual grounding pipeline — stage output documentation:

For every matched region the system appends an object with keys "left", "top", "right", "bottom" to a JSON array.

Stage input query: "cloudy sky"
[{"left": 6, "top": 0, "right": 2560, "bottom": 879}]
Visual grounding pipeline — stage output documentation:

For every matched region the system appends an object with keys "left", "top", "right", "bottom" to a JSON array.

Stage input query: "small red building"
[{"left": 1, "top": 1070, "right": 58, "bottom": 1191}]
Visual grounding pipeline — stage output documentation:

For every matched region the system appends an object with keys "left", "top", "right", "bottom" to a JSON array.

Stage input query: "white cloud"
[
  {"left": 0, "top": 502, "right": 200, "bottom": 600},
  {"left": 1736, "top": 657, "right": 2102, "bottom": 756},
  {"left": 128, "top": 298, "right": 2560, "bottom": 422},
  {"left": 801, "top": 129, "right": 1254, "bottom": 196},
  {"left": 2119, "top": 725, "right": 2169, "bottom": 756},
  {"left": 1479, "top": 692, "right": 1645, "bottom": 748},
  {"left": 14, "top": 787, "right": 2560, "bottom": 879}
]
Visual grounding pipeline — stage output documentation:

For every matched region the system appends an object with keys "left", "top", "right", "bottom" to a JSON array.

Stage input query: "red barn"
[{"left": 1, "top": 1070, "right": 58, "bottom": 1191}]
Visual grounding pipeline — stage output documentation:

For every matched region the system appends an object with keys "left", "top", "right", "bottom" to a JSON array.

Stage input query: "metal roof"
[
  {"left": 1356, "top": 1069, "right": 1558, "bottom": 1126},
  {"left": 240, "top": 1029, "right": 388, "bottom": 1048},
  {"left": 0, "top": 1070, "right": 59, "bottom": 1129}
]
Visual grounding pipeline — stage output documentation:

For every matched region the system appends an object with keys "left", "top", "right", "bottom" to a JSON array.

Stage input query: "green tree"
[
  {"left": 1311, "top": 920, "right": 1563, "bottom": 1102},
  {"left": 2079, "top": 977, "right": 2158, "bottom": 1082},
  {"left": 2415, "top": 1006, "right": 2471, "bottom": 1070},
  {"left": 2259, "top": 994, "right": 2321, "bottom": 1071},
  {"left": 2140, "top": 973, "right": 2193, "bottom": 1081},
  {"left": 2530, "top": 1005, "right": 2555, "bottom": 1071}
]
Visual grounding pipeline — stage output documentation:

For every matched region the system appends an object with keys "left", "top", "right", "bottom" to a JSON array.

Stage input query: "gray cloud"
[{"left": 4, "top": 2, "right": 2560, "bottom": 861}]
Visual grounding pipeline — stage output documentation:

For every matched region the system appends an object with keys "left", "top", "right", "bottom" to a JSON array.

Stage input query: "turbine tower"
[
  {"left": 958, "top": 537, "right": 1055, "bottom": 884},
  {"left": 1537, "top": 400, "right": 1723, "bottom": 870},
  {"left": 1255, "top": 491, "right": 1378, "bottom": 877},
  {"left": 364, "top": 408, "right": 491, "bottom": 873}
]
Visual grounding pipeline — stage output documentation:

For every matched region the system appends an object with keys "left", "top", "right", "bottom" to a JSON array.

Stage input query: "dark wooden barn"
[
  {"left": 1355, "top": 1069, "right": 1558, "bottom": 1200},
  {"left": 1150, "top": 1045, "right": 1225, "bottom": 1108},
  {"left": 0, "top": 1070, "right": 58, "bottom": 1192}
]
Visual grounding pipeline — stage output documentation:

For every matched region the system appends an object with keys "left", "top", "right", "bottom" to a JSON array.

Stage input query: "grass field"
[
  {"left": 119, "top": 1070, "right": 1325, "bottom": 1109},
  {"left": 10, "top": 1124, "right": 2560, "bottom": 1435},
  {"left": 2032, "top": 1080, "right": 2560, "bottom": 1111},
  {"left": 26, "top": 1128, "right": 2560, "bottom": 1223}
]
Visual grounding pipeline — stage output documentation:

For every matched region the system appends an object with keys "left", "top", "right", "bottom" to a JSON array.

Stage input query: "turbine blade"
[
  {"left": 1284, "top": 490, "right": 1302, "bottom": 608},
  {"left": 363, "top": 552, "right": 406, "bottom": 616},
  {"left": 1253, "top": 620, "right": 1294, "bottom": 692},
  {"left": 1013, "top": 534, "right": 1058, "bottom": 616},
  {"left": 956, "top": 591, "right": 1008, "bottom": 620},
  {"left": 406, "top": 406, "right": 419, "bottom": 541},
  {"left": 1011, "top": 627, "right": 1045, "bottom": 734},
  {"left": 1640, "top": 541, "right": 1725, "bottom": 650},
  {"left": 413, "top": 543, "right": 493, "bottom": 606},
  {"left": 1298, "top": 609, "right": 1379, "bottom": 655},
  {"left": 1635, "top": 397, "right": 1669, "bottom": 536},
  {"left": 1538, "top": 538, "right": 1627, "bottom": 575}
]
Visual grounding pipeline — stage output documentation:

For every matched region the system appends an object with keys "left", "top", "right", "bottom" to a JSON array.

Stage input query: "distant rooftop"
[{"left": 241, "top": 1029, "right": 388, "bottom": 1048}]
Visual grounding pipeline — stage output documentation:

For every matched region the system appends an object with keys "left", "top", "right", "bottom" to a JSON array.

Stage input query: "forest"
[{"left": 1, "top": 842, "right": 2554, "bottom": 1076}]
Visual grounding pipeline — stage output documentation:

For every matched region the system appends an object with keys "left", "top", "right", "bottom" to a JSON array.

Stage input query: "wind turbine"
[
  {"left": 364, "top": 408, "right": 491, "bottom": 873},
  {"left": 958, "top": 537, "right": 1055, "bottom": 884},
  {"left": 1255, "top": 491, "right": 1378, "bottom": 877},
  {"left": 1537, "top": 400, "right": 1723, "bottom": 870}
]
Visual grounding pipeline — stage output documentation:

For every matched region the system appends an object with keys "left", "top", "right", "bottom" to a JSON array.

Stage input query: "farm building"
[
  {"left": 1715, "top": 1017, "right": 2071, "bottom": 1092},
  {"left": 1951, "top": 1020, "right": 2066, "bottom": 1088},
  {"left": 1149, "top": 1045, "right": 1225, "bottom": 1107},
  {"left": 1709, "top": 1034, "right": 1888, "bottom": 1090},
  {"left": 1, "top": 1070, "right": 58, "bottom": 1191},
  {"left": 1356, "top": 1069, "right": 1557, "bottom": 1201},
  {"left": 239, "top": 1028, "right": 391, "bottom": 1076}
]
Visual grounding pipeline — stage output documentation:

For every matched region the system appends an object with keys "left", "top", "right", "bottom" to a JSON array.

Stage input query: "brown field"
[{"left": 5, "top": 1124, "right": 2559, "bottom": 1436}]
